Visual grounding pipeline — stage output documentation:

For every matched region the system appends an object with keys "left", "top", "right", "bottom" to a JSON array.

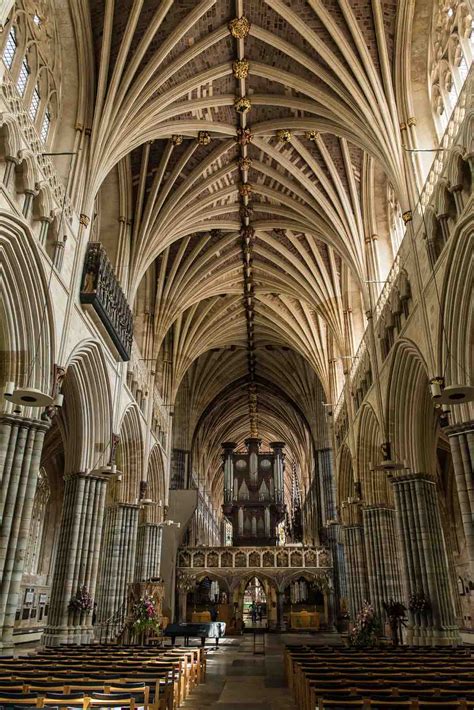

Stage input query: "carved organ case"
[{"left": 222, "top": 438, "right": 286, "bottom": 546}]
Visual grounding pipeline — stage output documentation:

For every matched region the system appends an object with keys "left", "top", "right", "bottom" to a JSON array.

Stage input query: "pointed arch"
[
  {"left": 357, "top": 404, "right": 392, "bottom": 506},
  {"left": 147, "top": 444, "right": 167, "bottom": 523},
  {"left": 386, "top": 338, "right": 437, "bottom": 474},
  {"left": 0, "top": 211, "right": 54, "bottom": 399},
  {"left": 61, "top": 340, "right": 113, "bottom": 474},
  {"left": 117, "top": 403, "right": 144, "bottom": 503}
]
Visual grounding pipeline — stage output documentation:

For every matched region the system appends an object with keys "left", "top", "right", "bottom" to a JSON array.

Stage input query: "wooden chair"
[
  {"left": 103, "top": 681, "right": 149, "bottom": 710},
  {"left": 42, "top": 692, "right": 87, "bottom": 709},
  {"left": 87, "top": 692, "right": 136, "bottom": 710},
  {"left": 0, "top": 692, "right": 42, "bottom": 707}
]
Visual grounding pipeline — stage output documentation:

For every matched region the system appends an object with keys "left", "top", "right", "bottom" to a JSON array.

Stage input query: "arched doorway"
[{"left": 242, "top": 577, "right": 268, "bottom": 629}]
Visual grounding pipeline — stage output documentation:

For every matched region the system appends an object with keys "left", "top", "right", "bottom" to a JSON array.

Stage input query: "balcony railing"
[{"left": 80, "top": 242, "right": 133, "bottom": 360}]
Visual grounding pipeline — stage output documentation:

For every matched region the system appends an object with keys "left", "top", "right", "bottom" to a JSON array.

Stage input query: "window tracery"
[
  {"left": 0, "top": 0, "right": 60, "bottom": 146},
  {"left": 430, "top": 1, "right": 473, "bottom": 137},
  {"left": 386, "top": 182, "right": 405, "bottom": 254}
]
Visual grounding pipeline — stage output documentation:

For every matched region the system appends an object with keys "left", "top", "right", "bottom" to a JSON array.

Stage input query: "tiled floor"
[{"left": 183, "top": 632, "right": 340, "bottom": 709}]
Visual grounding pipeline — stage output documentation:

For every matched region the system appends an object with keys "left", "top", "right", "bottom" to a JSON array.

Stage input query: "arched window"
[
  {"left": 16, "top": 55, "right": 30, "bottom": 95},
  {"left": 0, "top": 1, "right": 60, "bottom": 146},
  {"left": 2, "top": 26, "right": 16, "bottom": 68},
  {"left": 29, "top": 83, "right": 40, "bottom": 120},
  {"left": 430, "top": 1, "right": 473, "bottom": 139},
  {"left": 387, "top": 182, "right": 405, "bottom": 254}
]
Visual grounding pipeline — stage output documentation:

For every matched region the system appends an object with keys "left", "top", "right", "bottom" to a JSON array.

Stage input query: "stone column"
[
  {"left": 0, "top": 414, "right": 50, "bottom": 654},
  {"left": 446, "top": 422, "right": 474, "bottom": 570},
  {"left": 135, "top": 519, "right": 163, "bottom": 582},
  {"left": 277, "top": 590, "right": 286, "bottom": 631},
  {"left": 327, "top": 522, "right": 348, "bottom": 611},
  {"left": 42, "top": 470, "right": 109, "bottom": 646},
  {"left": 318, "top": 448, "right": 336, "bottom": 523},
  {"left": 95, "top": 503, "right": 139, "bottom": 627},
  {"left": 391, "top": 471, "right": 460, "bottom": 645},
  {"left": 342, "top": 501, "right": 369, "bottom": 619},
  {"left": 363, "top": 505, "right": 403, "bottom": 617},
  {"left": 178, "top": 590, "right": 187, "bottom": 623}
]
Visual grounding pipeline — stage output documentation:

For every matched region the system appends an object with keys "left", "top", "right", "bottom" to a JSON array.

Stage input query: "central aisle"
[{"left": 183, "top": 632, "right": 339, "bottom": 709}]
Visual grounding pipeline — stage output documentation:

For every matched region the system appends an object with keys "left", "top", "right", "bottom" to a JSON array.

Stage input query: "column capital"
[
  {"left": 388, "top": 470, "right": 436, "bottom": 485},
  {"left": 0, "top": 412, "right": 51, "bottom": 432},
  {"left": 64, "top": 469, "right": 113, "bottom": 483},
  {"left": 444, "top": 420, "right": 474, "bottom": 436}
]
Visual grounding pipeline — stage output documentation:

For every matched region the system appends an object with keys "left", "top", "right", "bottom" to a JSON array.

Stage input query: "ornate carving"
[
  {"left": 176, "top": 571, "right": 196, "bottom": 593},
  {"left": 197, "top": 131, "right": 211, "bottom": 145},
  {"left": 237, "top": 127, "right": 253, "bottom": 145},
  {"left": 240, "top": 204, "right": 253, "bottom": 220},
  {"left": 239, "top": 156, "right": 252, "bottom": 171},
  {"left": 402, "top": 210, "right": 413, "bottom": 223},
  {"left": 228, "top": 16, "right": 251, "bottom": 39},
  {"left": 233, "top": 59, "right": 250, "bottom": 79},
  {"left": 79, "top": 243, "right": 133, "bottom": 361},
  {"left": 276, "top": 129, "right": 292, "bottom": 143},
  {"left": 234, "top": 96, "right": 251, "bottom": 114},
  {"left": 241, "top": 226, "right": 255, "bottom": 241},
  {"left": 305, "top": 130, "right": 319, "bottom": 142},
  {"left": 171, "top": 134, "right": 183, "bottom": 145},
  {"left": 239, "top": 183, "right": 253, "bottom": 197},
  {"left": 109, "top": 433, "right": 120, "bottom": 465}
]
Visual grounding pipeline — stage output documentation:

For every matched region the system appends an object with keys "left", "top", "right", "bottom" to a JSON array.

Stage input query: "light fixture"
[
  {"left": 438, "top": 385, "right": 474, "bottom": 405},
  {"left": 430, "top": 377, "right": 444, "bottom": 399},
  {"left": 429, "top": 377, "right": 474, "bottom": 404},
  {"left": 4, "top": 385, "right": 53, "bottom": 407}
]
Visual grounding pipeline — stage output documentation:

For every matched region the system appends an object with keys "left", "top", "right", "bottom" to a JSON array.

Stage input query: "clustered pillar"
[
  {"left": 391, "top": 471, "right": 460, "bottom": 645},
  {"left": 363, "top": 505, "right": 403, "bottom": 617},
  {"left": 0, "top": 414, "right": 50, "bottom": 654},
  {"left": 96, "top": 503, "right": 139, "bottom": 628},
  {"left": 446, "top": 422, "right": 474, "bottom": 571},
  {"left": 135, "top": 517, "right": 163, "bottom": 582},
  {"left": 42, "top": 470, "right": 109, "bottom": 646},
  {"left": 342, "top": 501, "right": 369, "bottom": 619}
]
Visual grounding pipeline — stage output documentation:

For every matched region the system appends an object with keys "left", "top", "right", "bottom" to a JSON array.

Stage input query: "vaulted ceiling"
[{"left": 84, "top": 0, "right": 408, "bottom": 494}]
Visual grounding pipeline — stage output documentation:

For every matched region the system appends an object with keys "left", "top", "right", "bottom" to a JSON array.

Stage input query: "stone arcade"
[{"left": 0, "top": 0, "right": 472, "bottom": 694}]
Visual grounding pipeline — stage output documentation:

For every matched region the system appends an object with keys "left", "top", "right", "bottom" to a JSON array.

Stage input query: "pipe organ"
[{"left": 222, "top": 438, "right": 286, "bottom": 546}]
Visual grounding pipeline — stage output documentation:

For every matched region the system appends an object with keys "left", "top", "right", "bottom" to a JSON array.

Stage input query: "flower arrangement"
[
  {"left": 383, "top": 598, "right": 407, "bottom": 646},
  {"left": 383, "top": 598, "right": 407, "bottom": 620},
  {"left": 349, "top": 601, "right": 382, "bottom": 648},
  {"left": 133, "top": 595, "right": 160, "bottom": 634},
  {"left": 68, "top": 586, "right": 93, "bottom": 614},
  {"left": 409, "top": 591, "right": 431, "bottom": 614}
]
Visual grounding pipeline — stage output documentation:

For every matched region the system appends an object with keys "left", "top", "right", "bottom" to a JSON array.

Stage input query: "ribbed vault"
[{"left": 83, "top": 0, "right": 408, "bottom": 507}]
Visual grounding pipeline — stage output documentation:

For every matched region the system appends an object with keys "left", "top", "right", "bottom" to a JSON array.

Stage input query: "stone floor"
[{"left": 182, "top": 632, "right": 340, "bottom": 709}]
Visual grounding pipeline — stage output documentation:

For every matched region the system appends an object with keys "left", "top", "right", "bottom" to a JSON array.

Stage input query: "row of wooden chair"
[
  {"left": 0, "top": 643, "right": 206, "bottom": 710},
  {"left": 285, "top": 644, "right": 474, "bottom": 710}
]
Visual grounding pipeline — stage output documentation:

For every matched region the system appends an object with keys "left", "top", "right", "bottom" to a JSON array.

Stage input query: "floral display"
[
  {"left": 68, "top": 586, "right": 93, "bottom": 614},
  {"left": 132, "top": 595, "right": 160, "bottom": 634},
  {"left": 349, "top": 601, "right": 382, "bottom": 648},
  {"left": 408, "top": 590, "right": 431, "bottom": 614},
  {"left": 382, "top": 598, "right": 407, "bottom": 646}
]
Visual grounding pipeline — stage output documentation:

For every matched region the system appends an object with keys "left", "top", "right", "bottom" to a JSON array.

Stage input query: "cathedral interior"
[{"left": 0, "top": 0, "right": 473, "bottom": 706}]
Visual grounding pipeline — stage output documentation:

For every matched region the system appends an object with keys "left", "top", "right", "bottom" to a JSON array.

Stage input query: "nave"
[{"left": 0, "top": 0, "right": 473, "bottom": 693}]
